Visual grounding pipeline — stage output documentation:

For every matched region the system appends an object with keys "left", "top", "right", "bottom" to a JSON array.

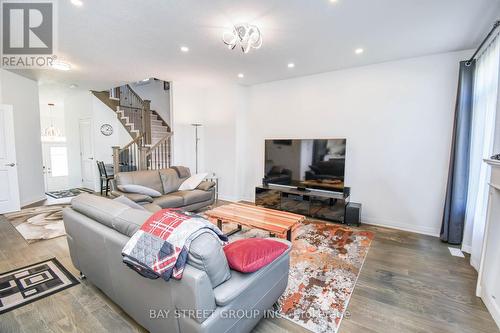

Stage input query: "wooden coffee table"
[{"left": 205, "top": 203, "right": 305, "bottom": 241}]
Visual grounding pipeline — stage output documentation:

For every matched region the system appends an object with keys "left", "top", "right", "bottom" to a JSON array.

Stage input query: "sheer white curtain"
[{"left": 462, "top": 35, "right": 500, "bottom": 269}]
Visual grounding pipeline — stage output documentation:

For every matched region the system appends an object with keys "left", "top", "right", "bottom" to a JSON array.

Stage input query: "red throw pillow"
[{"left": 223, "top": 238, "right": 289, "bottom": 273}]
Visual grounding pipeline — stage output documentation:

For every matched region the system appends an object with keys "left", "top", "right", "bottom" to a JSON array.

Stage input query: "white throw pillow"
[
  {"left": 178, "top": 173, "right": 208, "bottom": 191},
  {"left": 117, "top": 184, "right": 162, "bottom": 197}
]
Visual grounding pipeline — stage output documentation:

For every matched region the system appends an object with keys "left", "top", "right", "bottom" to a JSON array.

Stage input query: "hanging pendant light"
[{"left": 42, "top": 103, "right": 65, "bottom": 142}]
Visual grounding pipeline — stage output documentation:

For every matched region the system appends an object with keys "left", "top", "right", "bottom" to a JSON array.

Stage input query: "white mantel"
[{"left": 476, "top": 159, "right": 500, "bottom": 328}]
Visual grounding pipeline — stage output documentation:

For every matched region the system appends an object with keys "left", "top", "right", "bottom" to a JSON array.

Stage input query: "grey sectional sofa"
[
  {"left": 63, "top": 194, "right": 291, "bottom": 333},
  {"left": 111, "top": 166, "right": 215, "bottom": 212}
]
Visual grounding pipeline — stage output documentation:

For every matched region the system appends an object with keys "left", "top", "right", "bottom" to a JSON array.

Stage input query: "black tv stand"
[
  {"left": 255, "top": 184, "right": 350, "bottom": 223},
  {"left": 296, "top": 186, "right": 310, "bottom": 192}
]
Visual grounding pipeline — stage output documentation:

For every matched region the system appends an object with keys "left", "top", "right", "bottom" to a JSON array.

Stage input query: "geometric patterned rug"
[
  {"left": 4, "top": 205, "right": 69, "bottom": 244},
  {"left": 45, "top": 187, "right": 93, "bottom": 199},
  {"left": 228, "top": 220, "right": 374, "bottom": 333},
  {"left": 0, "top": 258, "right": 79, "bottom": 314}
]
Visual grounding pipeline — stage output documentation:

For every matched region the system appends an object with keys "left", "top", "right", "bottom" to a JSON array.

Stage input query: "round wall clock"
[{"left": 100, "top": 124, "right": 113, "bottom": 136}]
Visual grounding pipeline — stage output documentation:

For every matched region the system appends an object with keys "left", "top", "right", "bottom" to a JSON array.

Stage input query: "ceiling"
[{"left": 10, "top": 0, "right": 500, "bottom": 89}]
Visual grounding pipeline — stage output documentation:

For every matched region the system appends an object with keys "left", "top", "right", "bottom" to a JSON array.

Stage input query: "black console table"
[{"left": 255, "top": 184, "right": 350, "bottom": 223}]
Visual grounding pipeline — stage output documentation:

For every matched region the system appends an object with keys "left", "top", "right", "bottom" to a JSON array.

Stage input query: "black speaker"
[{"left": 345, "top": 202, "right": 362, "bottom": 226}]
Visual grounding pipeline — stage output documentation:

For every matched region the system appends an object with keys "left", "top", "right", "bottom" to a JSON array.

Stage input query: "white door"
[
  {"left": 79, "top": 119, "right": 95, "bottom": 190},
  {"left": 42, "top": 143, "right": 69, "bottom": 191},
  {"left": 0, "top": 105, "right": 21, "bottom": 213}
]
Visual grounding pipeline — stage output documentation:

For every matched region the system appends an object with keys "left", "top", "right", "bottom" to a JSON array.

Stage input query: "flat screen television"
[{"left": 264, "top": 139, "right": 346, "bottom": 192}]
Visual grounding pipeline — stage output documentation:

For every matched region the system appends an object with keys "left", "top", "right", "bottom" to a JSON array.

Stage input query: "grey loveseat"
[
  {"left": 111, "top": 166, "right": 215, "bottom": 212},
  {"left": 63, "top": 194, "right": 291, "bottom": 333}
]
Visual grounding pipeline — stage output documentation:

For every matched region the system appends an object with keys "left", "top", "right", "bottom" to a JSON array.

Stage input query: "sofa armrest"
[
  {"left": 172, "top": 265, "right": 217, "bottom": 324},
  {"left": 197, "top": 181, "right": 216, "bottom": 191},
  {"left": 110, "top": 190, "right": 154, "bottom": 203}
]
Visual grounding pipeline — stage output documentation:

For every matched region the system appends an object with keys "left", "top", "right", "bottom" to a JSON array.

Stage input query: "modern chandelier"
[
  {"left": 42, "top": 103, "right": 65, "bottom": 142},
  {"left": 222, "top": 23, "right": 262, "bottom": 53}
]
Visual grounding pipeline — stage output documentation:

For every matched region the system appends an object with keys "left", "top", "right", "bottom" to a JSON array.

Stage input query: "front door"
[
  {"left": 0, "top": 105, "right": 21, "bottom": 213},
  {"left": 79, "top": 119, "right": 95, "bottom": 190},
  {"left": 42, "top": 143, "right": 69, "bottom": 191}
]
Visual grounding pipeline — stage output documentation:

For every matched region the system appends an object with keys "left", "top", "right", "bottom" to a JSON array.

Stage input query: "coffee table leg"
[
  {"left": 286, "top": 229, "right": 292, "bottom": 241},
  {"left": 217, "top": 219, "right": 223, "bottom": 231},
  {"left": 224, "top": 223, "right": 242, "bottom": 237}
]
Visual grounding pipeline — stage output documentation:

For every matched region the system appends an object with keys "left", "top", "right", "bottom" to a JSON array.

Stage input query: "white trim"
[
  {"left": 481, "top": 287, "right": 500, "bottom": 330},
  {"left": 20, "top": 195, "right": 47, "bottom": 208},
  {"left": 461, "top": 244, "right": 472, "bottom": 254},
  {"left": 361, "top": 216, "right": 440, "bottom": 237}
]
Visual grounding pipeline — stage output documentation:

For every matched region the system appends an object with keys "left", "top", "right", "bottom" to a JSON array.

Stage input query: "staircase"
[{"left": 92, "top": 84, "right": 172, "bottom": 172}]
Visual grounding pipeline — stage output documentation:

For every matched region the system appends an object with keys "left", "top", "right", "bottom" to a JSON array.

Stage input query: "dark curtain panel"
[{"left": 440, "top": 61, "right": 475, "bottom": 244}]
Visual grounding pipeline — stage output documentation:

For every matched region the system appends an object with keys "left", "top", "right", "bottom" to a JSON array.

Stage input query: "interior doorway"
[{"left": 79, "top": 118, "right": 96, "bottom": 190}]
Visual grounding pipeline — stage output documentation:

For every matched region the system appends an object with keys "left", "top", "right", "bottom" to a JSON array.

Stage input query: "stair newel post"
[
  {"left": 138, "top": 146, "right": 149, "bottom": 170},
  {"left": 112, "top": 146, "right": 121, "bottom": 174},
  {"left": 142, "top": 100, "right": 152, "bottom": 145}
]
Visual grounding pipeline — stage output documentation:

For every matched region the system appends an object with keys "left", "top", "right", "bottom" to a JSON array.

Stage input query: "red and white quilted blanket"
[{"left": 122, "top": 209, "right": 227, "bottom": 281}]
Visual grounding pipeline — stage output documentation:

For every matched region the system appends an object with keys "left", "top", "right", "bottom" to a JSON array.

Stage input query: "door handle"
[
  {"left": 88, "top": 157, "right": 94, "bottom": 160},
  {"left": 5, "top": 163, "right": 15, "bottom": 167}
]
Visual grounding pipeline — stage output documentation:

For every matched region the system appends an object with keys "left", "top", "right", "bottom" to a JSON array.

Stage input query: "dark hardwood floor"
[{"left": 0, "top": 207, "right": 498, "bottom": 333}]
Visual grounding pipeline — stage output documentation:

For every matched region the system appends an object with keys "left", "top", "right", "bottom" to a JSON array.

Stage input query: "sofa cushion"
[
  {"left": 159, "top": 169, "right": 183, "bottom": 194},
  {"left": 213, "top": 240, "right": 291, "bottom": 306},
  {"left": 179, "top": 173, "right": 208, "bottom": 191},
  {"left": 196, "top": 181, "right": 216, "bottom": 191},
  {"left": 113, "top": 192, "right": 154, "bottom": 203},
  {"left": 71, "top": 194, "right": 152, "bottom": 237},
  {"left": 172, "top": 166, "right": 191, "bottom": 178},
  {"left": 188, "top": 233, "right": 231, "bottom": 288},
  {"left": 142, "top": 203, "right": 163, "bottom": 213},
  {"left": 174, "top": 190, "right": 213, "bottom": 206},
  {"left": 115, "top": 170, "right": 163, "bottom": 194},
  {"left": 114, "top": 195, "right": 146, "bottom": 210},
  {"left": 153, "top": 194, "right": 184, "bottom": 208},
  {"left": 112, "top": 208, "right": 152, "bottom": 237},
  {"left": 223, "top": 239, "right": 289, "bottom": 273},
  {"left": 117, "top": 184, "right": 162, "bottom": 198}
]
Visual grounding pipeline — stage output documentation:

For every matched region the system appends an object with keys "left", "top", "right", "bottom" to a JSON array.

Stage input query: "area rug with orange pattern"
[{"left": 230, "top": 220, "right": 374, "bottom": 333}]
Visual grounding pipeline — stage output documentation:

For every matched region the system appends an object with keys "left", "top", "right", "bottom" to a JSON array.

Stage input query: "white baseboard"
[
  {"left": 360, "top": 216, "right": 441, "bottom": 237},
  {"left": 482, "top": 288, "right": 500, "bottom": 330},
  {"left": 461, "top": 244, "right": 472, "bottom": 254},
  {"left": 217, "top": 194, "right": 239, "bottom": 202},
  {"left": 21, "top": 195, "right": 47, "bottom": 208}
]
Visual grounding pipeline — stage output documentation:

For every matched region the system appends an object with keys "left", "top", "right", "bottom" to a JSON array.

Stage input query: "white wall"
[
  {"left": 1, "top": 69, "right": 45, "bottom": 206},
  {"left": 62, "top": 89, "right": 131, "bottom": 190},
  {"left": 237, "top": 50, "right": 471, "bottom": 236},
  {"left": 131, "top": 80, "right": 171, "bottom": 126},
  {"left": 171, "top": 80, "right": 248, "bottom": 201}
]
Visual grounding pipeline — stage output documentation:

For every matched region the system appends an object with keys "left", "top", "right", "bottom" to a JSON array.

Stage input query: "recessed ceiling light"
[
  {"left": 355, "top": 48, "right": 364, "bottom": 54},
  {"left": 237, "top": 73, "right": 244, "bottom": 78},
  {"left": 180, "top": 46, "right": 189, "bottom": 52},
  {"left": 329, "top": 0, "right": 338, "bottom": 3},
  {"left": 51, "top": 60, "right": 71, "bottom": 71},
  {"left": 288, "top": 63, "right": 295, "bottom": 68},
  {"left": 69, "top": 84, "right": 78, "bottom": 89},
  {"left": 71, "top": 0, "right": 83, "bottom": 7}
]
